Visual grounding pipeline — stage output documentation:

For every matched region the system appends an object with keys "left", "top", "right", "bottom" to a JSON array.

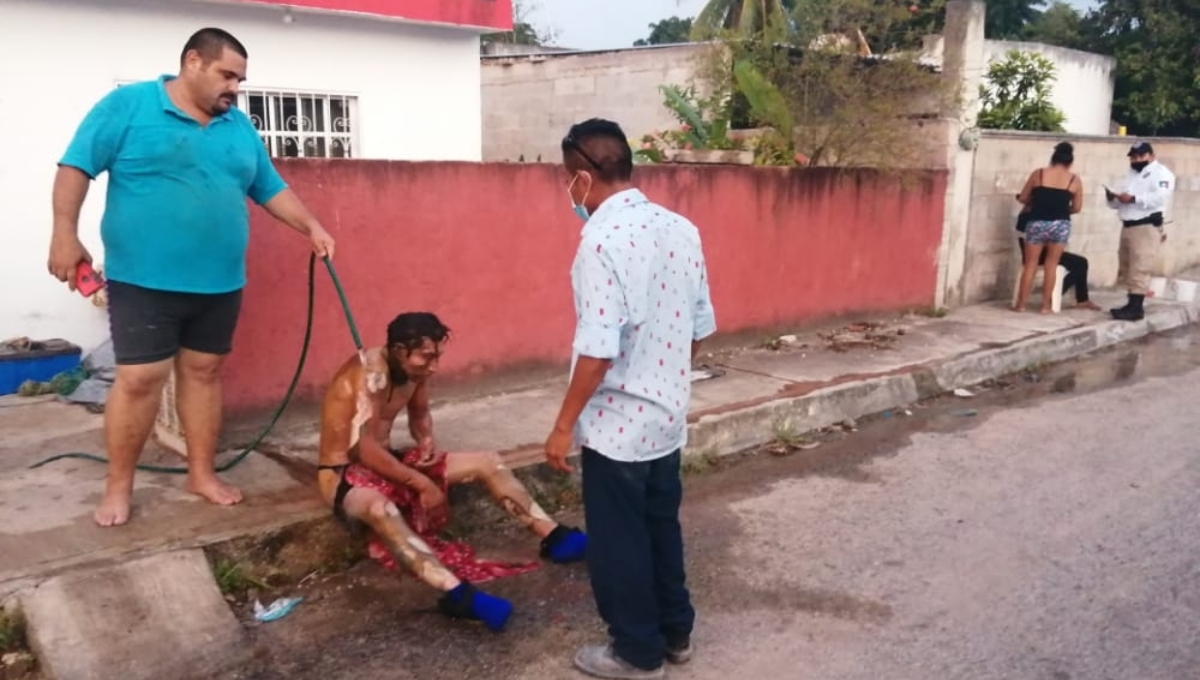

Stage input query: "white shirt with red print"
[{"left": 569, "top": 188, "right": 717, "bottom": 463}]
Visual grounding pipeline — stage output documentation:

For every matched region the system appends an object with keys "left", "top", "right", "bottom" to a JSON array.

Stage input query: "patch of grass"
[
  {"left": 681, "top": 447, "right": 721, "bottom": 476},
  {"left": 916, "top": 306, "right": 949, "bottom": 318},
  {"left": 767, "top": 421, "right": 819, "bottom": 456},
  {"left": 204, "top": 517, "right": 368, "bottom": 601},
  {"left": 545, "top": 472, "right": 580, "bottom": 511},
  {"left": 212, "top": 558, "right": 272, "bottom": 597},
  {"left": 322, "top": 544, "right": 366, "bottom": 575},
  {"left": 771, "top": 421, "right": 804, "bottom": 446},
  {"left": 0, "top": 606, "right": 27, "bottom": 655}
]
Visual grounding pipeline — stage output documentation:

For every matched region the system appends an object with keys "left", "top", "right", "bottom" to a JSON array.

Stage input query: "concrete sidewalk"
[{"left": 1, "top": 289, "right": 1197, "bottom": 600}]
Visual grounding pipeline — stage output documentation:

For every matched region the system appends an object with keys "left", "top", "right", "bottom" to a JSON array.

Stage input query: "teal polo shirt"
[{"left": 59, "top": 76, "right": 288, "bottom": 294}]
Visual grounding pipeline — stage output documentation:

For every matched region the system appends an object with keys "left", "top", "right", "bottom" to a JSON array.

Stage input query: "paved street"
[{"left": 239, "top": 329, "right": 1200, "bottom": 680}]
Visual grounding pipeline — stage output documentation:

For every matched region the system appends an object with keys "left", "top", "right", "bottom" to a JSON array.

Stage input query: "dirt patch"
[
  {"left": 818, "top": 321, "right": 904, "bottom": 353},
  {"left": 205, "top": 518, "right": 366, "bottom": 607},
  {"left": 0, "top": 605, "right": 36, "bottom": 680}
]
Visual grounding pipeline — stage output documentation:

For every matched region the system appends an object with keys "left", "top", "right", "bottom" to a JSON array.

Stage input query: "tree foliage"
[
  {"left": 480, "top": 22, "right": 542, "bottom": 46},
  {"left": 789, "top": 0, "right": 943, "bottom": 51},
  {"left": 691, "top": 0, "right": 794, "bottom": 40},
  {"left": 985, "top": 0, "right": 1045, "bottom": 39},
  {"left": 977, "top": 50, "right": 1066, "bottom": 132},
  {"left": 1022, "top": 1, "right": 1086, "bottom": 49},
  {"left": 1085, "top": 0, "right": 1200, "bottom": 136},
  {"left": 634, "top": 86, "right": 740, "bottom": 163},
  {"left": 634, "top": 16, "right": 694, "bottom": 46},
  {"left": 480, "top": 0, "right": 552, "bottom": 48},
  {"left": 673, "top": 0, "right": 1198, "bottom": 148},
  {"left": 687, "top": 0, "right": 955, "bottom": 169}
]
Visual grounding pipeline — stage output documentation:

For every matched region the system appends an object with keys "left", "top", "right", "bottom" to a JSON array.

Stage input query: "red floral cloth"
[{"left": 343, "top": 448, "right": 540, "bottom": 584}]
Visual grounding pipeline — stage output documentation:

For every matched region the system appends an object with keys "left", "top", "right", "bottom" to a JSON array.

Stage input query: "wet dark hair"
[
  {"left": 562, "top": 118, "right": 634, "bottom": 183},
  {"left": 387, "top": 312, "right": 450, "bottom": 352},
  {"left": 1051, "top": 141, "right": 1074, "bottom": 166},
  {"left": 181, "top": 27, "right": 248, "bottom": 65}
]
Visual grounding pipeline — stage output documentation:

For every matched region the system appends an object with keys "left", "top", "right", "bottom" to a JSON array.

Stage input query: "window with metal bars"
[{"left": 238, "top": 89, "right": 358, "bottom": 159}]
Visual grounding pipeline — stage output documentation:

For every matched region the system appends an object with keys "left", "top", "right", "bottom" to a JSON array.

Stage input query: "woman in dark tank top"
[{"left": 1013, "top": 141, "right": 1084, "bottom": 313}]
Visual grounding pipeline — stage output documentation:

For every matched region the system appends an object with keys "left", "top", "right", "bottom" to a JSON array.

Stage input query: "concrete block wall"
[
  {"left": 481, "top": 44, "right": 710, "bottom": 162},
  {"left": 960, "top": 131, "right": 1200, "bottom": 303}
]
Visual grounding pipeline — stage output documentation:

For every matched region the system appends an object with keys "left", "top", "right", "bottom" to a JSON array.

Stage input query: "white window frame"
[
  {"left": 114, "top": 80, "right": 362, "bottom": 159},
  {"left": 237, "top": 88, "right": 360, "bottom": 159}
]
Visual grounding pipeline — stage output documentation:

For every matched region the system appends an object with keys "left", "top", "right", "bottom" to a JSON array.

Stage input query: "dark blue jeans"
[{"left": 582, "top": 447, "right": 695, "bottom": 670}]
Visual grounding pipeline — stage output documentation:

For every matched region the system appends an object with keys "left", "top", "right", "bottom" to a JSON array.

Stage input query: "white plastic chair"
[{"left": 1012, "top": 264, "right": 1068, "bottom": 313}]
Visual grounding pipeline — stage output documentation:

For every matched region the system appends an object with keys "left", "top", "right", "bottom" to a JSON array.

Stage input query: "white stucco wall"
[
  {"left": 982, "top": 41, "right": 1116, "bottom": 136},
  {"left": 921, "top": 36, "right": 1115, "bottom": 136},
  {"left": 1, "top": 0, "right": 482, "bottom": 351}
]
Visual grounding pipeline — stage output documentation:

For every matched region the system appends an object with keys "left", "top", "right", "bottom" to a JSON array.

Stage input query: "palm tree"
[{"left": 690, "top": 0, "right": 793, "bottom": 40}]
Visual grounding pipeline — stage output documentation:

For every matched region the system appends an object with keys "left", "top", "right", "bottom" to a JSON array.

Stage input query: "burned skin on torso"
[{"left": 316, "top": 348, "right": 415, "bottom": 502}]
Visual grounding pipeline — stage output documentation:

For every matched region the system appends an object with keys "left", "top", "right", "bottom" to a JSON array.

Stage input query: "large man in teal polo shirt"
[{"left": 48, "top": 28, "right": 336, "bottom": 527}]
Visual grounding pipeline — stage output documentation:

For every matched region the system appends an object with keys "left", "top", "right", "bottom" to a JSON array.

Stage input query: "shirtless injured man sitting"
[{"left": 317, "top": 312, "right": 587, "bottom": 631}]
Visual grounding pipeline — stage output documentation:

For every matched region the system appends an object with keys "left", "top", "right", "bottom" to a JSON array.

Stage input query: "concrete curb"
[
  {"left": 687, "top": 303, "right": 1197, "bottom": 460},
  {"left": 22, "top": 550, "right": 251, "bottom": 680}
]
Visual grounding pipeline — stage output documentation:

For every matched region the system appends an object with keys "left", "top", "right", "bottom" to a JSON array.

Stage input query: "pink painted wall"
[
  {"left": 230, "top": 0, "right": 513, "bottom": 30},
  {"left": 224, "top": 161, "right": 947, "bottom": 411}
]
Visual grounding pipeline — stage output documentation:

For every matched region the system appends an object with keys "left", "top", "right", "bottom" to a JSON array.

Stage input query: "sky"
[{"left": 525, "top": 0, "right": 1099, "bottom": 51}]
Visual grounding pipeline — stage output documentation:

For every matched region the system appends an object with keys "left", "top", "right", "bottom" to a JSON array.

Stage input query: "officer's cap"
[{"left": 1127, "top": 141, "right": 1154, "bottom": 156}]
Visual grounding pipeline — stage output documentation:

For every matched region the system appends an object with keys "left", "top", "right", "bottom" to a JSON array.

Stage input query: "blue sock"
[
  {"left": 447, "top": 583, "right": 512, "bottom": 632},
  {"left": 545, "top": 527, "right": 588, "bottom": 564}
]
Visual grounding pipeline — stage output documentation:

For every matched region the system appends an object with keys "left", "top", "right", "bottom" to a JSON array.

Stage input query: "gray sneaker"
[
  {"left": 573, "top": 644, "right": 665, "bottom": 680},
  {"left": 666, "top": 638, "right": 693, "bottom": 665}
]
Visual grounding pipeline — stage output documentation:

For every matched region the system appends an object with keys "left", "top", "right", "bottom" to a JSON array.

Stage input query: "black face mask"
[{"left": 1131, "top": 161, "right": 1150, "bottom": 173}]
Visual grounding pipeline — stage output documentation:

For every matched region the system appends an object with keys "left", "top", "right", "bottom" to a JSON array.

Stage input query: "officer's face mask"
[{"left": 1131, "top": 159, "right": 1150, "bottom": 173}]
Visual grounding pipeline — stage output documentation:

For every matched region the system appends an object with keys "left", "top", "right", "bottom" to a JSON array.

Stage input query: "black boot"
[
  {"left": 1110, "top": 294, "right": 1133, "bottom": 315},
  {"left": 1112, "top": 294, "right": 1145, "bottom": 321}
]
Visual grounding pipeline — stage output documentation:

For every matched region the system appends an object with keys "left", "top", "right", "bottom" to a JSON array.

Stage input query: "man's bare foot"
[
  {"left": 186, "top": 474, "right": 244, "bottom": 506},
  {"left": 94, "top": 486, "right": 132, "bottom": 527},
  {"left": 1075, "top": 301, "right": 1102, "bottom": 311},
  {"left": 1040, "top": 307, "right": 1053, "bottom": 315},
  {"left": 1011, "top": 305, "right": 1026, "bottom": 313}
]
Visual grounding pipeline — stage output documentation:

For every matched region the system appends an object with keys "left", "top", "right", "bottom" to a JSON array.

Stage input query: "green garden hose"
[{"left": 28, "top": 254, "right": 362, "bottom": 473}]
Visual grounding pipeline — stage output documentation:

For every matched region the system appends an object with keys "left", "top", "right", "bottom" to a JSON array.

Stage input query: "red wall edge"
[
  {"left": 225, "top": 161, "right": 947, "bottom": 412},
  {"left": 232, "top": 0, "right": 513, "bottom": 31}
]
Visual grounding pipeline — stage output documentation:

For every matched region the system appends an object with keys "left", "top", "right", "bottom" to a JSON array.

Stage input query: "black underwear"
[{"left": 317, "top": 464, "right": 352, "bottom": 523}]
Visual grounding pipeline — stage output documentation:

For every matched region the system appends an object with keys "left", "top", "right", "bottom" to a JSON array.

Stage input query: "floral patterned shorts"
[{"left": 1025, "top": 219, "right": 1071, "bottom": 245}]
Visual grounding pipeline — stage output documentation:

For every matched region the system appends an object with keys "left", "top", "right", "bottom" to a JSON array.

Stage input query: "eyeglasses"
[{"left": 563, "top": 134, "right": 603, "bottom": 171}]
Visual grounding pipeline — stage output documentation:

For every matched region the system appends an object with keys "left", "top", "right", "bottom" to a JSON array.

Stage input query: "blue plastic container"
[{"left": 0, "top": 340, "right": 82, "bottom": 396}]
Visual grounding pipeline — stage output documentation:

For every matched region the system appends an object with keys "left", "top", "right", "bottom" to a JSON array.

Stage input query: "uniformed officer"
[{"left": 1105, "top": 141, "right": 1175, "bottom": 321}]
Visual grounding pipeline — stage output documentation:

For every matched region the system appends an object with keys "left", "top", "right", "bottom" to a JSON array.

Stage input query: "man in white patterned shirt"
[{"left": 543, "top": 118, "right": 717, "bottom": 680}]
